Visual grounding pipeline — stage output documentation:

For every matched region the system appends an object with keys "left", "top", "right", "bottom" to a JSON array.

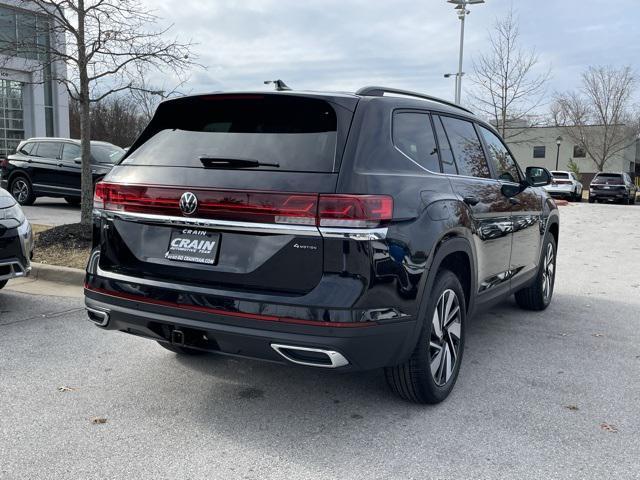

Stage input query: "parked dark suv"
[
  {"left": 0, "top": 138, "right": 125, "bottom": 206},
  {"left": 84, "top": 87, "right": 559, "bottom": 403},
  {"left": 588, "top": 172, "right": 637, "bottom": 204}
]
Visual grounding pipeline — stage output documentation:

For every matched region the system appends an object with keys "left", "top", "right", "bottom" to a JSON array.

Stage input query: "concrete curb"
[{"left": 29, "top": 262, "right": 85, "bottom": 286}]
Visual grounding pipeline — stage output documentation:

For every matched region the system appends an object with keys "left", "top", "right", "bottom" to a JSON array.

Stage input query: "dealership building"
[{"left": 0, "top": 1, "right": 69, "bottom": 157}]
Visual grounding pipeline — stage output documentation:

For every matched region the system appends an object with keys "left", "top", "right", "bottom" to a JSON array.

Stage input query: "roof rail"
[{"left": 355, "top": 86, "right": 474, "bottom": 114}]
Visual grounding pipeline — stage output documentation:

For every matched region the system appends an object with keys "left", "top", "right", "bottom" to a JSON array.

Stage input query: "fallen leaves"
[
  {"left": 57, "top": 386, "right": 77, "bottom": 392},
  {"left": 90, "top": 417, "right": 107, "bottom": 425},
  {"left": 592, "top": 333, "right": 604, "bottom": 338},
  {"left": 564, "top": 404, "right": 579, "bottom": 411},
  {"left": 600, "top": 422, "right": 618, "bottom": 433}
]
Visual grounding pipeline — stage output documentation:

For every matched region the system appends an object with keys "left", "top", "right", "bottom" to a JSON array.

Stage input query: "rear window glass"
[
  {"left": 34, "top": 142, "right": 61, "bottom": 159},
  {"left": 392, "top": 112, "right": 440, "bottom": 172},
  {"left": 124, "top": 96, "right": 338, "bottom": 172},
  {"left": 552, "top": 172, "right": 569, "bottom": 179},
  {"left": 593, "top": 174, "right": 623, "bottom": 184},
  {"left": 92, "top": 144, "right": 125, "bottom": 164}
]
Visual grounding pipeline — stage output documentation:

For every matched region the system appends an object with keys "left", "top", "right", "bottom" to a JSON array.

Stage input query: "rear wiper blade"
[{"left": 199, "top": 157, "right": 280, "bottom": 168}]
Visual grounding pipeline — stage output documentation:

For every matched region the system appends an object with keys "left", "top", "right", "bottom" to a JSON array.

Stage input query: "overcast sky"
[{"left": 143, "top": 0, "right": 640, "bottom": 105}]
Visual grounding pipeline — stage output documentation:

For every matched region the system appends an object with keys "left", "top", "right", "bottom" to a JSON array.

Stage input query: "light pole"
[
  {"left": 444, "top": 72, "right": 462, "bottom": 103},
  {"left": 446, "top": 0, "right": 485, "bottom": 105},
  {"left": 555, "top": 136, "right": 563, "bottom": 170}
]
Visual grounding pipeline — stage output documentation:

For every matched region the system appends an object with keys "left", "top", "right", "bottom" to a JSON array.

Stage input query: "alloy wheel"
[
  {"left": 541, "top": 242, "right": 555, "bottom": 301},
  {"left": 12, "top": 179, "right": 29, "bottom": 204},
  {"left": 429, "top": 289, "right": 462, "bottom": 386}
]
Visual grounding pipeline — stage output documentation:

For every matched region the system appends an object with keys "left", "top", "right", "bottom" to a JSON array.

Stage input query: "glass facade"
[
  {"left": 0, "top": 80, "right": 25, "bottom": 156},
  {"left": 0, "top": 5, "right": 48, "bottom": 60},
  {"left": 0, "top": 6, "right": 56, "bottom": 143}
]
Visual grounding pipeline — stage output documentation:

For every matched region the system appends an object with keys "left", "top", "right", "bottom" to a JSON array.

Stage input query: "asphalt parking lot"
[
  {"left": 1, "top": 202, "right": 639, "bottom": 479},
  {"left": 21, "top": 197, "right": 80, "bottom": 226}
]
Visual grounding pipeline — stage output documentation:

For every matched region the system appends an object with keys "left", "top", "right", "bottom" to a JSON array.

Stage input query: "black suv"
[
  {"left": 588, "top": 172, "right": 637, "bottom": 204},
  {"left": 0, "top": 138, "right": 125, "bottom": 205},
  {"left": 84, "top": 88, "right": 559, "bottom": 403}
]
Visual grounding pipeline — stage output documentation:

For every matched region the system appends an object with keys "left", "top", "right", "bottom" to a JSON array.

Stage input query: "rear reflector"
[{"left": 94, "top": 182, "right": 392, "bottom": 228}]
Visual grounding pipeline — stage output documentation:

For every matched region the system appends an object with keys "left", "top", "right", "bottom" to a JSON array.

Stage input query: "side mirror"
[
  {"left": 74, "top": 157, "right": 82, "bottom": 164},
  {"left": 525, "top": 166, "right": 552, "bottom": 187}
]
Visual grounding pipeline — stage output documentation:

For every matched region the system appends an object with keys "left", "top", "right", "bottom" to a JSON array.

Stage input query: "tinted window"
[
  {"left": 440, "top": 117, "right": 491, "bottom": 178},
  {"left": 18, "top": 142, "right": 34, "bottom": 155},
  {"left": 593, "top": 174, "right": 623, "bottom": 185},
  {"left": 34, "top": 142, "right": 61, "bottom": 159},
  {"left": 533, "top": 146, "right": 546, "bottom": 158},
  {"left": 433, "top": 116, "right": 457, "bottom": 174},
  {"left": 392, "top": 112, "right": 439, "bottom": 172},
  {"left": 551, "top": 172, "right": 569, "bottom": 179},
  {"left": 61, "top": 143, "right": 81, "bottom": 161},
  {"left": 124, "top": 96, "right": 339, "bottom": 172},
  {"left": 91, "top": 144, "right": 125, "bottom": 164},
  {"left": 479, "top": 126, "right": 520, "bottom": 182}
]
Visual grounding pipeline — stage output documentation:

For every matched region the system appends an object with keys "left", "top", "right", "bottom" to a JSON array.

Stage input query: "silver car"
[
  {"left": 0, "top": 187, "right": 33, "bottom": 289},
  {"left": 544, "top": 171, "right": 583, "bottom": 202}
]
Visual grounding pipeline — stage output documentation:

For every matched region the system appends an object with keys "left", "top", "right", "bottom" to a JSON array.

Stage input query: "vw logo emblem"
[{"left": 179, "top": 192, "right": 198, "bottom": 215}]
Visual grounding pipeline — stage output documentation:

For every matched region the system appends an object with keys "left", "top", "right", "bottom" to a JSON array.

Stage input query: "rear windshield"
[
  {"left": 552, "top": 172, "right": 569, "bottom": 179},
  {"left": 593, "top": 174, "right": 623, "bottom": 184},
  {"left": 123, "top": 96, "right": 339, "bottom": 172}
]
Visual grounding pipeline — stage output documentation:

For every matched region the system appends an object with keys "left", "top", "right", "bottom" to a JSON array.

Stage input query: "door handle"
[
  {"left": 509, "top": 197, "right": 521, "bottom": 205},
  {"left": 57, "top": 163, "right": 63, "bottom": 167},
  {"left": 462, "top": 195, "right": 479, "bottom": 206}
]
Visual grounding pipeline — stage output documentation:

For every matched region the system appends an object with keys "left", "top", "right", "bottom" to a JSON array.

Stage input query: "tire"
[
  {"left": 157, "top": 341, "right": 207, "bottom": 356},
  {"left": 515, "top": 234, "right": 557, "bottom": 311},
  {"left": 10, "top": 176, "right": 36, "bottom": 206},
  {"left": 631, "top": 195, "right": 636, "bottom": 205},
  {"left": 574, "top": 190, "right": 582, "bottom": 202},
  {"left": 588, "top": 197, "right": 595, "bottom": 204},
  {"left": 0, "top": 279, "right": 7, "bottom": 290},
  {"left": 384, "top": 269, "right": 466, "bottom": 404},
  {"left": 64, "top": 196, "right": 81, "bottom": 205}
]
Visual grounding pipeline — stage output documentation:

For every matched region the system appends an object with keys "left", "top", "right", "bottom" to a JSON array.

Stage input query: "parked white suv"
[{"left": 544, "top": 171, "right": 583, "bottom": 202}]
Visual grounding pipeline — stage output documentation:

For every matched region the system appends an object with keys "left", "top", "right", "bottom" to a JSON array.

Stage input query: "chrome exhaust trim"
[
  {"left": 86, "top": 307, "right": 110, "bottom": 327},
  {"left": 270, "top": 343, "right": 349, "bottom": 368}
]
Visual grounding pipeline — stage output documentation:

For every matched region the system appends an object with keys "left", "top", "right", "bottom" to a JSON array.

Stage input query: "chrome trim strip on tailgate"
[
  {"left": 97, "top": 210, "right": 321, "bottom": 236},
  {"left": 96, "top": 210, "right": 388, "bottom": 240}
]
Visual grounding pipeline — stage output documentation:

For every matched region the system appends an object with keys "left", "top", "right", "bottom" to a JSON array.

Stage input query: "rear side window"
[
  {"left": 34, "top": 142, "right": 61, "bottom": 159},
  {"left": 440, "top": 116, "right": 491, "bottom": 179},
  {"left": 552, "top": 172, "right": 569, "bottom": 179},
  {"left": 124, "top": 96, "right": 339, "bottom": 173},
  {"left": 479, "top": 126, "right": 520, "bottom": 183},
  {"left": 18, "top": 142, "right": 34, "bottom": 155},
  {"left": 392, "top": 112, "right": 439, "bottom": 172}
]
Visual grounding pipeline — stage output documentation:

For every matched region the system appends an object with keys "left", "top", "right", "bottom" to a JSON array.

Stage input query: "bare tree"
[
  {"left": 2, "top": 1, "right": 197, "bottom": 232},
  {"left": 69, "top": 95, "right": 147, "bottom": 147},
  {"left": 467, "top": 9, "right": 550, "bottom": 142},
  {"left": 130, "top": 69, "right": 188, "bottom": 123},
  {"left": 552, "top": 66, "right": 638, "bottom": 172}
]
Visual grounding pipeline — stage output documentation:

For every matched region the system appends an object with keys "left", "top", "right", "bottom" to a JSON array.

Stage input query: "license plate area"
[{"left": 165, "top": 228, "right": 220, "bottom": 265}]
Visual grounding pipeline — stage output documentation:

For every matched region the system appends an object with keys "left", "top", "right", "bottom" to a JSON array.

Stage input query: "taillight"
[
  {"left": 94, "top": 182, "right": 393, "bottom": 228},
  {"left": 318, "top": 195, "right": 393, "bottom": 227}
]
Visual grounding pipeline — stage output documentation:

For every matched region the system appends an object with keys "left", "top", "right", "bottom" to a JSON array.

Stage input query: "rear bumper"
[
  {"left": 85, "top": 290, "right": 417, "bottom": 371},
  {"left": 589, "top": 190, "right": 628, "bottom": 200}
]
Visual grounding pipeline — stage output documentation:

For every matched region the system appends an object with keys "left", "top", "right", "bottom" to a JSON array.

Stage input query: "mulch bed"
[{"left": 33, "top": 223, "right": 91, "bottom": 270}]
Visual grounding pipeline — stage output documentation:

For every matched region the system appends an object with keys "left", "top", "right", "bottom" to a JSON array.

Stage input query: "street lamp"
[
  {"left": 444, "top": 72, "right": 463, "bottom": 101},
  {"left": 446, "top": 0, "right": 485, "bottom": 105},
  {"left": 555, "top": 136, "right": 563, "bottom": 170}
]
